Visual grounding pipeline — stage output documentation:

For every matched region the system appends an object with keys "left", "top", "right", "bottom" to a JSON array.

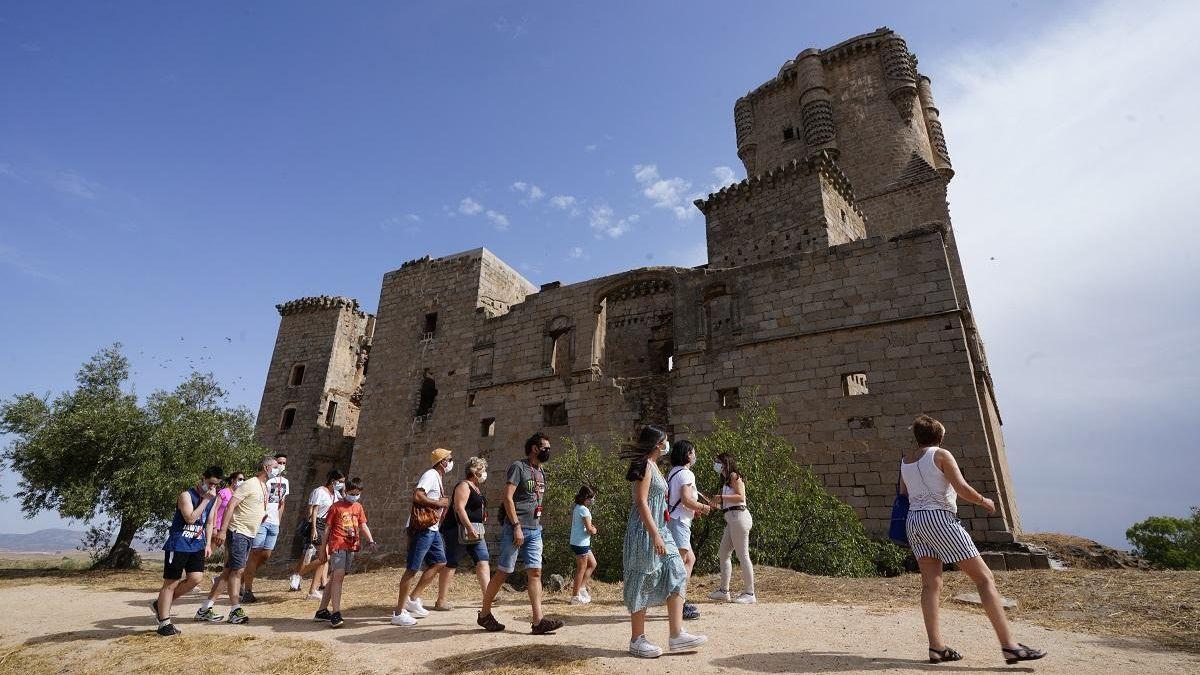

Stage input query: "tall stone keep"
[
  {"left": 255, "top": 27, "right": 1025, "bottom": 562},
  {"left": 253, "top": 295, "right": 374, "bottom": 549}
]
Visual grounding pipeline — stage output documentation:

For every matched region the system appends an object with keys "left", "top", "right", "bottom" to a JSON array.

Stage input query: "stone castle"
[{"left": 254, "top": 27, "right": 1023, "bottom": 559}]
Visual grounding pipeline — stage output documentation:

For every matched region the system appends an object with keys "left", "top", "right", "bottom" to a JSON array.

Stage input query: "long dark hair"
[
  {"left": 716, "top": 451, "right": 740, "bottom": 487},
  {"left": 574, "top": 485, "right": 596, "bottom": 505},
  {"left": 621, "top": 425, "right": 667, "bottom": 482},
  {"left": 669, "top": 439, "right": 694, "bottom": 467}
]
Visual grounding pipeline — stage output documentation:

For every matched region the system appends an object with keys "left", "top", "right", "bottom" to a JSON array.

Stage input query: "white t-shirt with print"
[
  {"left": 264, "top": 476, "right": 290, "bottom": 525},
  {"left": 308, "top": 485, "right": 337, "bottom": 520},
  {"left": 666, "top": 467, "right": 697, "bottom": 526},
  {"left": 415, "top": 468, "right": 444, "bottom": 531}
]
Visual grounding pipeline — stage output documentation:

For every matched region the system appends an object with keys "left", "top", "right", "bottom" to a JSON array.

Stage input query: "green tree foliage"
[
  {"left": 542, "top": 398, "right": 905, "bottom": 581},
  {"left": 1126, "top": 507, "right": 1200, "bottom": 570},
  {"left": 1, "top": 343, "right": 265, "bottom": 569}
]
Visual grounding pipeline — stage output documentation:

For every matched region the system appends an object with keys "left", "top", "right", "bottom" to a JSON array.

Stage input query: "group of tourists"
[{"left": 150, "top": 416, "right": 1046, "bottom": 665}]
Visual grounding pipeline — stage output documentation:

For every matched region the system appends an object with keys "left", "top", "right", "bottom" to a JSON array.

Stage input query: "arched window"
[{"left": 545, "top": 315, "right": 574, "bottom": 375}]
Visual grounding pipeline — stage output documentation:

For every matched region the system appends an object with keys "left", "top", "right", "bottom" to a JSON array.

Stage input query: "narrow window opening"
[
  {"left": 480, "top": 417, "right": 496, "bottom": 437},
  {"left": 542, "top": 402, "right": 568, "bottom": 427},
  {"left": 324, "top": 400, "right": 338, "bottom": 426},
  {"left": 467, "top": 393, "right": 477, "bottom": 407},
  {"left": 843, "top": 372, "right": 869, "bottom": 396},
  {"left": 415, "top": 373, "right": 438, "bottom": 418},
  {"left": 289, "top": 364, "right": 305, "bottom": 387},
  {"left": 423, "top": 312, "right": 438, "bottom": 340},
  {"left": 279, "top": 407, "right": 297, "bottom": 431},
  {"left": 783, "top": 126, "right": 795, "bottom": 140},
  {"left": 718, "top": 388, "right": 740, "bottom": 409}
]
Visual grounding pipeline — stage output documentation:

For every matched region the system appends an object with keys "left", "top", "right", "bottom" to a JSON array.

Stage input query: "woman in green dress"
[{"left": 621, "top": 425, "right": 709, "bottom": 658}]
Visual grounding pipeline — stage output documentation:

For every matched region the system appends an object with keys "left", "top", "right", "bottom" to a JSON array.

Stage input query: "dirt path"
[{"left": 1, "top": 576, "right": 1196, "bottom": 674}]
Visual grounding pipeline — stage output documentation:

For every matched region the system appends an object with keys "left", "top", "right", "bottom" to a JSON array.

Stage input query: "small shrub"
[
  {"left": 1126, "top": 507, "right": 1200, "bottom": 570},
  {"left": 542, "top": 398, "right": 904, "bottom": 580}
]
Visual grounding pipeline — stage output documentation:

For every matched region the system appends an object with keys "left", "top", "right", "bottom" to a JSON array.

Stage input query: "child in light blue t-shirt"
[{"left": 569, "top": 485, "right": 598, "bottom": 604}]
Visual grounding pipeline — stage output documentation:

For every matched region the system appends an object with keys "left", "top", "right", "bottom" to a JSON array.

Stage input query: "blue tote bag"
[{"left": 888, "top": 487, "right": 910, "bottom": 547}]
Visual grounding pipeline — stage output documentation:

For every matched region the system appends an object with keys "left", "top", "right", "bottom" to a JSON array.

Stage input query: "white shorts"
[{"left": 906, "top": 510, "right": 979, "bottom": 564}]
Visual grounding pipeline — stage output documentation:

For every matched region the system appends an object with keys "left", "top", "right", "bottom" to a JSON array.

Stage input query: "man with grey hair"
[{"left": 201, "top": 454, "right": 279, "bottom": 625}]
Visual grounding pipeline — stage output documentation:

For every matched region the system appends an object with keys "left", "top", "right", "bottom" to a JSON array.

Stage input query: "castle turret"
[{"left": 254, "top": 295, "right": 374, "bottom": 554}]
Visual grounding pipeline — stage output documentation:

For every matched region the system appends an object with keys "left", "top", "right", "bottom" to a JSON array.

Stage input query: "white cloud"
[
  {"left": 458, "top": 197, "right": 483, "bottom": 215},
  {"left": 936, "top": 0, "right": 1200, "bottom": 545},
  {"left": 406, "top": 213, "right": 421, "bottom": 222},
  {"left": 588, "top": 204, "right": 638, "bottom": 238},
  {"left": 485, "top": 209, "right": 510, "bottom": 230},
  {"left": 549, "top": 194, "right": 581, "bottom": 217},
  {"left": 633, "top": 164, "right": 695, "bottom": 220},
  {"left": 584, "top": 144, "right": 598, "bottom": 152},
  {"left": 511, "top": 181, "right": 545, "bottom": 205},
  {"left": 568, "top": 246, "right": 584, "bottom": 260},
  {"left": 49, "top": 170, "right": 98, "bottom": 199},
  {"left": 710, "top": 166, "right": 739, "bottom": 192}
]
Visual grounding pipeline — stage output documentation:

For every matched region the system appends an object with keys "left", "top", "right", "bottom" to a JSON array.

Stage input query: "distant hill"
[
  {"left": 0, "top": 528, "right": 159, "bottom": 553},
  {"left": 0, "top": 528, "right": 86, "bottom": 553}
]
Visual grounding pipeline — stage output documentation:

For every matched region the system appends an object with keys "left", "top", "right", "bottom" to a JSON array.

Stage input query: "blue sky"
[{"left": 2, "top": 1, "right": 1196, "bottom": 548}]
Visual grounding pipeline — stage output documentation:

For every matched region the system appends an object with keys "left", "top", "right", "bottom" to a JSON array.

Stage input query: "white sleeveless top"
[{"left": 900, "top": 447, "right": 957, "bottom": 513}]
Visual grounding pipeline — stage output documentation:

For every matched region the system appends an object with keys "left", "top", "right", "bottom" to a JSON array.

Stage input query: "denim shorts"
[
  {"left": 227, "top": 532, "right": 253, "bottom": 570},
  {"left": 251, "top": 521, "right": 280, "bottom": 551},
  {"left": 570, "top": 544, "right": 591, "bottom": 556},
  {"left": 497, "top": 523, "right": 542, "bottom": 574},
  {"left": 329, "top": 549, "right": 354, "bottom": 573},
  {"left": 445, "top": 525, "right": 490, "bottom": 569},
  {"left": 664, "top": 518, "right": 693, "bottom": 551},
  {"left": 406, "top": 528, "right": 447, "bottom": 571}
]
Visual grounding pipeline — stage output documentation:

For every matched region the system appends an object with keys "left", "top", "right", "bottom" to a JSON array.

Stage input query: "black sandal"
[
  {"left": 1002, "top": 644, "right": 1046, "bottom": 664},
  {"left": 929, "top": 646, "right": 963, "bottom": 663}
]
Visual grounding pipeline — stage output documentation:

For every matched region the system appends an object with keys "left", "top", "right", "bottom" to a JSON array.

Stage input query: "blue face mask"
[{"left": 345, "top": 494, "right": 361, "bottom": 503}]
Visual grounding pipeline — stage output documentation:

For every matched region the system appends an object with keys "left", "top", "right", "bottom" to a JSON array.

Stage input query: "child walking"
[
  {"left": 314, "top": 477, "right": 378, "bottom": 628},
  {"left": 569, "top": 485, "right": 598, "bottom": 605}
]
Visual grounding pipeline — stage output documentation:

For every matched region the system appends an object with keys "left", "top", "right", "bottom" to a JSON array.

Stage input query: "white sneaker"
[
  {"left": 569, "top": 595, "right": 587, "bottom": 605},
  {"left": 288, "top": 574, "right": 302, "bottom": 591},
  {"left": 733, "top": 593, "right": 757, "bottom": 604},
  {"left": 629, "top": 634, "right": 662, "bottom": 658},
  {"left": 404, "top": 597, "right": 429, "bottom": 618},
  {"left": 581, "top": 587, "right": 591, "bottom": 601},
  {"left": 390, "top": 610, "right": 417, "bottom": 627},
  {"left": 669, "top": 631, "right": 709, "bottom": 651},
  {"left": 307, "top": 591, "right": 323, "bottom": 600},
  {"left": 707, "top": 588, "right": 730, "bottom": 601}
]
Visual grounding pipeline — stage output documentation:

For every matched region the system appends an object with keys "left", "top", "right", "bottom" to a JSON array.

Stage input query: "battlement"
[
  {"left": 276, "top": 295, "right": 364, "bottom": 317},
  {"left": 695, "top": 150, "right": 861, "bottom": 219}
]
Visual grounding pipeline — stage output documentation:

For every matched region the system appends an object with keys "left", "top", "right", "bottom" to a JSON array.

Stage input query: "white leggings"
[{"left": 718, "top": 509, "right": 755, "bottom": 595}]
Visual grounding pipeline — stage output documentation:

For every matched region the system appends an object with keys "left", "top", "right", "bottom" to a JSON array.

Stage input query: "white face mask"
[
  {"left": 345, "top": 494, "right": 361, "bottom": 503},
  {"left": 231, "top": 480, "right": 242, "bottom": 490},
  {"left": 444, "top": 460, "right": 454, "bottom": 474},
  {"left": 269, "top": 465, "right": 283, "bottom": 478},
  {"left": 478, "top": 471, "right": 488, "bottom": 483},
  {"left": 334, "top": 481, "right": 345, "bottom": 492},
  {"left": 662, "top": 440, "right": 671, "bottom": 456},
  {"left": 714, "top": 462, "right": 724, "bottom": 475}
]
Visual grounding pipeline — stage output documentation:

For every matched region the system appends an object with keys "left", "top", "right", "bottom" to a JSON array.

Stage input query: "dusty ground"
[{"left": 0, "top": 565, "right": 1197, "bottom": 674}]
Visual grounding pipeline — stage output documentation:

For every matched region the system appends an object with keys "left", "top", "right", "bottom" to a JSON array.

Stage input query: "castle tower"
[
  {"left": 253, "top": 295, "right": 374, "bottom": 553},
  {"left": 349, "top": 249, "right": 537, "bottom": 547},
  {"left": 702, "top": 27, "right": 1019, "bottom": 536}
]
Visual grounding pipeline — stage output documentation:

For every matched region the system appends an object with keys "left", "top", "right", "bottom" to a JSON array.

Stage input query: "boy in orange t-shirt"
[{"left": 314, "top": 477, "right": 378, "bottom": 627}]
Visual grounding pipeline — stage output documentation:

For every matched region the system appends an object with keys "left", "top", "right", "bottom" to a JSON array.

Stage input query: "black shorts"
[
  {"left": 293, "top": 518, "right": 326, "bottom": 555},
  {"left": 163, "top": 549, "right": 206, "bottom": 580}
]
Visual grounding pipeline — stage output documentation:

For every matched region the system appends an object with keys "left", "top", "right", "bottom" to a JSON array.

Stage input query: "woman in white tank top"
[{"left": 900, "top": 415, "right": 1045, "bottom": 666}]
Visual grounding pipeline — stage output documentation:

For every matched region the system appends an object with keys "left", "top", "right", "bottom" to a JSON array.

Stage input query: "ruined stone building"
[{"left": 254, "top": 27, "right": 1021, "bottom": 558}]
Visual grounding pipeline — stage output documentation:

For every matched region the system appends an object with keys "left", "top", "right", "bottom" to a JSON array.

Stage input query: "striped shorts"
[{"left": 905, "top": 509, "right": 979, "bottom": 564}]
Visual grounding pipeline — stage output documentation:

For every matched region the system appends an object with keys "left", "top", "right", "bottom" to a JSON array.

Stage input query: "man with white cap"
[{"left": 391, "top": 448, "right": 453, "bottom": 627}]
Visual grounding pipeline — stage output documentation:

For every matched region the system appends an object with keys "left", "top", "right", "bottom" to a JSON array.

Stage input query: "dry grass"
[
  {"left": 429, "top": 644, "right": 602, "bottom": 675},
  {"left": 0, "top": 633, "right": 332, "bottom": 675},
  {"left": 1022, "top": 532, "right": 1149, "bottom": 569}
]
